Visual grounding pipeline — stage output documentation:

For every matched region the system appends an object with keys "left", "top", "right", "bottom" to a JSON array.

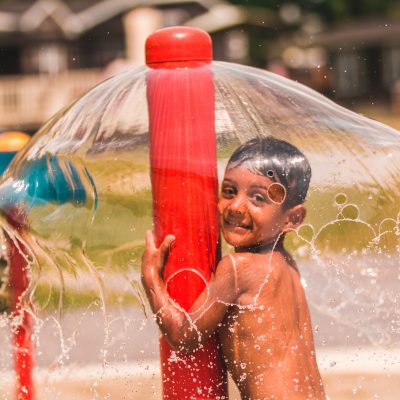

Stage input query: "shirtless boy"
[{"left": 141, "top": 137, "right": 326, "bottom": 399}]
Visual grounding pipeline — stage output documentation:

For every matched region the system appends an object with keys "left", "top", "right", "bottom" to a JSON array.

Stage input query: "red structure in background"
[
  {"left": 0, "top": 131, "right": 34, "bottom": 400},
  {"left": 7, "top": 210, "right": 34, "bottom": 400},
  {"left": 146, "top": 27, "right": 228, "bottom": 400}
]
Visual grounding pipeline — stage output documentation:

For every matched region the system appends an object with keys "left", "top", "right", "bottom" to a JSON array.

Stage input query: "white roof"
[
  {"left": 0, "top": 0, "right": 223, "bottom": 38},
  {"left": 185, "top": 4, "right": 278, "bottom": 33}
]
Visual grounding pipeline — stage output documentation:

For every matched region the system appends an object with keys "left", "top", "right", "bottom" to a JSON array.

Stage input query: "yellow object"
[{"left": 0, "top": 131, "right": 30, "bottom": 152}]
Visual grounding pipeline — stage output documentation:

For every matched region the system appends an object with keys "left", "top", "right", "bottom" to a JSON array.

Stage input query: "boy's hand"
[{"left": 141, "top": 230, "right": 175, "bottom": 285}]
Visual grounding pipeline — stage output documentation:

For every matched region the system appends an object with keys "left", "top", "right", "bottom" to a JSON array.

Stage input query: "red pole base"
[
  {"left": 6, "top": 208, "right": 35, "bottom": 400},
  {"left": 13, "top": 314, "right": 35, "bottom": 400},
  {"left": 160, "top": 337, "right": 227, "bottom": 400}
]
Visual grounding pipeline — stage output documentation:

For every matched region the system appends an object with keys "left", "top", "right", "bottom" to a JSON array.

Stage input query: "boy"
[{"left": 141, "top": 137, "right": 326, "bottom": 399}]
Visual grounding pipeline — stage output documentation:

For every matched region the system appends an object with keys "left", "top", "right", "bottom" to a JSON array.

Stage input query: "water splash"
[{"left": 0, "top": 62, "right": 399, "bottom": 398}]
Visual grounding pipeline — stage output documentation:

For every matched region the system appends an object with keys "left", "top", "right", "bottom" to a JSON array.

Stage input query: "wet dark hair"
[{"left": 227, "top": 136, "right": 312, "bottom": 209}]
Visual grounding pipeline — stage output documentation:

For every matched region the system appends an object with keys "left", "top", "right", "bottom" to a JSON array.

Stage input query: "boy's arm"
[{"left": 141, "top": 230, "right": 240, "bottom": 353}]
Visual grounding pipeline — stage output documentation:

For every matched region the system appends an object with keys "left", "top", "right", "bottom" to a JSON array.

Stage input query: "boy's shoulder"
[
  {"left": 225, "top": 250, "right": 289, "bottom": 272},
  {"left": 221, "top": 251, "right": 293, "bottom": 294}
]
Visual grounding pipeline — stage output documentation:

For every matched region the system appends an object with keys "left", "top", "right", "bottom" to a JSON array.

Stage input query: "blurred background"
[
  {"left": 0, "top": 0, "right": 400, "bottom": 135},
  {"left": 1, "top": 3, "right": 400, "bottom": 399}
]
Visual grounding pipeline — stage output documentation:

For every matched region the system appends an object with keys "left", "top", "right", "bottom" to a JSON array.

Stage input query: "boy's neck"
[{"left": 235, "top": 235, "right": 285, "bottom": 254}]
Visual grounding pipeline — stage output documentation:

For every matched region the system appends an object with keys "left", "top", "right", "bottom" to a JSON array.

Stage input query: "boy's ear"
[{"left": 283, "top": 205, "right": 306, "bottom": 232}]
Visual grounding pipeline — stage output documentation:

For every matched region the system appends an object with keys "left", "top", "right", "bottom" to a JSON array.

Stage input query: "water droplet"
[
  {"left": 239, "top": 372, "right": 247, "bottom": 382},
  {"left": 335, "top": 193, "right": 347, "bottom": 205}
]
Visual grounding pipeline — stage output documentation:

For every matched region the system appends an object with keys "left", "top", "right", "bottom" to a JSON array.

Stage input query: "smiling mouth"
[{"left": 224, "top": 219, "right": 252, "bottom": 230}]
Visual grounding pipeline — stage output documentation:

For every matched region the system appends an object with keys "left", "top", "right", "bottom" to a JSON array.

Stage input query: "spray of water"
[{"left": 0, "top": 62, "right": 399, "bottom": 398}]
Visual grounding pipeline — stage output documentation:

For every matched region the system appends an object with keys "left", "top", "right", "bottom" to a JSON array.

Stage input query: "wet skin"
[{"left": 141, "top": 166, "right": 326, "bottom": 399}]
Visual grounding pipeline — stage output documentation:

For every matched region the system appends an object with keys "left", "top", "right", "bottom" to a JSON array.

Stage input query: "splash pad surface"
[{"left": 0, "top": 42, "right": 400, "bottom": 399}]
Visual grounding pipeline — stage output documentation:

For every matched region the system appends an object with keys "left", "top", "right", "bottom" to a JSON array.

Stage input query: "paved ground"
[
  {"left": 2, "top": 360, "right": 400, "bottom": 400},
  {"left": 1, "top": 306, "right": 400, "bottom": 399}
]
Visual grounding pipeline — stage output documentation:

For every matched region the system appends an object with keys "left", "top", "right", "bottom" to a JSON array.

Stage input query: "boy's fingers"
[
  {"left": 145, "top": 229, "right": 156, "bottom": 251},
  {"left": 159, "top": 234, "right": 176, "bottom": 257}
]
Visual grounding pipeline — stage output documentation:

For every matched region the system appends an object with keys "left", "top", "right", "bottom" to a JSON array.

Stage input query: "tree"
[{"left": 227, "top": 0, "right": 400, "bottom": 24}]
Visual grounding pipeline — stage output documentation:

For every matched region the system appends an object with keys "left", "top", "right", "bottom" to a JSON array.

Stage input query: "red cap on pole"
[{"left": 146, "top": 26, "right": 212, "bottom": 67}]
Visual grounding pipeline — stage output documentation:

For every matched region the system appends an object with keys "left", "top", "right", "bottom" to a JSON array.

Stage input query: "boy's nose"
[{"left": 228, "top": 196, "right": 246, "bottom": 214}]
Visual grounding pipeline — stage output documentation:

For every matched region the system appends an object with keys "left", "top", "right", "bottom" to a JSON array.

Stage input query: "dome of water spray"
[{"left": 1, "top": 61, "right": 400, "bottom": 393}]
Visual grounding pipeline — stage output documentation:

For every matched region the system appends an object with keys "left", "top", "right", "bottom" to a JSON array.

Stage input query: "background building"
[
  {"left": 0, "top": 0, "right": 399, "bottom": 131},
  {"left": 0, "top": 0, "right": 279, "bottom": 130}
]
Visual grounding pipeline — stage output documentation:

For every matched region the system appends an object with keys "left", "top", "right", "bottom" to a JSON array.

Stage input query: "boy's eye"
[
  {"left": 222, "top": 187, "right": 236, "bottom": 196},
  {"left": 253, "top": 193, "right": 266, "bottom": 203}
]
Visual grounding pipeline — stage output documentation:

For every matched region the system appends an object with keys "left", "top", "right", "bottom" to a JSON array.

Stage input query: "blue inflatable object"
[
  {"left": 22, "top": 156, "right": 94, "bottom": 206},
  {"left": 0, "top": 154, "right": 97, "bottom": 210},
  {"left": 0, "top": 152, "right": 17, "bottom": 175}
]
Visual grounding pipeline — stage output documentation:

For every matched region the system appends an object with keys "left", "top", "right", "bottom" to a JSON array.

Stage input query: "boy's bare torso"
[
  {"left": 141, "top": 140, "right": 323, "bottom": 399},
  {"left": 217, "top": 251, "right": 325, "bottom": 400},
  {"left": 141, "top": 232, "right": 326, "bottom": 399}
]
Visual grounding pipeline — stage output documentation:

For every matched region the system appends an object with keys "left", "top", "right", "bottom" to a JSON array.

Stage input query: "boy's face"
[{"left": 218, "top": 165, "right": 291, "bottom": 250}]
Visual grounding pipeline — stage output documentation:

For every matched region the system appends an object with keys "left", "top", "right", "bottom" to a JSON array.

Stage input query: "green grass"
[
  {"left": 9, "top": 150, "right": 397, "bottom": 311},
  {"left": 34, "top": 282, "right": 141, "bottom": 311}
]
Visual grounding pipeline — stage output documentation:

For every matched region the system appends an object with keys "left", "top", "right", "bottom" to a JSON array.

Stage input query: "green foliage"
[
  {"left": 228, "top": 0, "right": 282, "bottom": 7},
  {"left": 285, "top": 184, "right": 400, "bottom": 255},
  {"left": 34, "top": 282, "right": 139, "bottom": 311},
  {"left": 34, "top": 283, "right": 100, "bottom": 310},
  {"left": 227, "top": 0, "right": 400, "bottom": 22}
]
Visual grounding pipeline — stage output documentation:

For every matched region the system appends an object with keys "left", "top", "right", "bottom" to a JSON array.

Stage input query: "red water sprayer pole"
[
  {"left": 0, "top": 133, "right": 34, "bottom": 399},
  {"left": 6, "top": 208, "right": 34, "bottom": 400},
  {"left": 146, "top": 27, "right": 228, "bottom": 400}
]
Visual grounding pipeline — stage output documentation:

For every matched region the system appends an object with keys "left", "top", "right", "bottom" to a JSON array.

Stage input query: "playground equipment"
[
  {"left": 146, "top": 28, "right": 227, "bottom": 399},
  {"left": 0, "top": 131, "right": 33, "bottom": 400},
  {"left": 0, "top": 27, "right": 400, "bottom": 399}
]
